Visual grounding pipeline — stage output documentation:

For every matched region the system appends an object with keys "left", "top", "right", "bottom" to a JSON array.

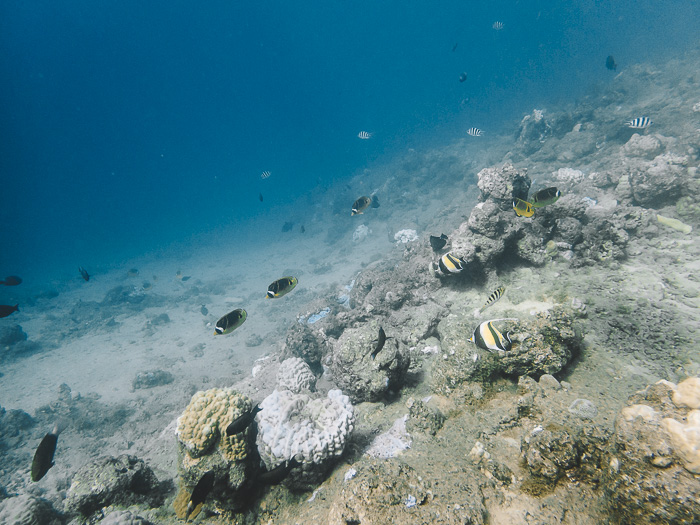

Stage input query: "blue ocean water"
[{"left": 1, "top": 0, "right": 698, "bottom": 281}]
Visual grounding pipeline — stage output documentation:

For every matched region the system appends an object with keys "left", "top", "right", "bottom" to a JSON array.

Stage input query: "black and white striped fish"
[
  {"left": 492, "top": 21, "right": 504, "bottom": 30},
  {"left": 358, "top": 131, "right": 372, "bottom": 139},
  {"left": 626, "top": 117, "right": 652, "bottom": 129},
  {"left": 480, "top": 286, "right": 505, "bottom": 312},
  {"left": 470, "top": 318, "right": 518, "bottom": 352},
  {"left": 260, "top": 170, "right": 271, "bottom": 180},
  {"left": 466, "top": 127, "right": 483, "bottom": 137}
]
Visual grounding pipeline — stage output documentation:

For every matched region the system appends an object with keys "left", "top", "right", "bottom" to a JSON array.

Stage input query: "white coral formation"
[
  {"left": 352, "top": 224, "right": 371, "bottom": 242},
  {"left": 277, "top": 357, "right": 317, "bottom": 393},
  {"left": 553, "top": 167, "right": 584, "bottom": 185},
  {"left": 394, "top": 229, "right": 418, "bottom": 244},
  {"left": 621, "top": 133, "right": 663, "bottom": 159},
  {"left": 671, "top": 376, "right": 700, "bottom": 409},
  {"left": 663, "top": 410, "right": 700, "bottom": 474},
  {"left": 256, "top": 389, "right": 354, "bottom": 466}
]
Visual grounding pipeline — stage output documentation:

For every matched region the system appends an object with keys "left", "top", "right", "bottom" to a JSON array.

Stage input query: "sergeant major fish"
[
  {"left": 266, "top": 276, "right": 298, "bottom": 298},
  {"left": 480, "top": 286, "right": 505, "bottom": 312},
  {"left": 357, "top": 131, "right": 372, "bottom": 139},
  {"left": 214, "top": 308, "right": 247, "bottom": 335},
  {"left": 626, "top": 117, "right": 652, "bottom": 129},
  {"left": 466, "top": 127, "right": 483, "bottom": 137}
]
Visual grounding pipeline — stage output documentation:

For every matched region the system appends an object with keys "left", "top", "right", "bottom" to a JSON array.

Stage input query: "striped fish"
[
  {"left": 470, "top": 318, "right": 517, "bottom": 352},
  {"left": 480, "top": 286, "right": 505, "bottom": 312},
  {"left": 358, "top": 131, "right": 372, "bottom": 139},
  {"left": 492, "top": 21, "right": 504, "bottom": 30},
  {"left": 437, "top": 253, "right": 466, "bottom": 275},
  {"left": 466, "top": 127, "right": 483, "bottom": 137},
  {"left": 626, "top": 117, "right": 652, "bottom": 129},
  {"left": 260, "top": 170, "right": 271, "bottom": 180}
]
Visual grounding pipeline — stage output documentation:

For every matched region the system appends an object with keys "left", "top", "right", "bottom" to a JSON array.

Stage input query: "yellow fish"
[
  {"left": 266, "top": 277, "right": 298, "bottom": 298},
  {"left": 513, "top": 198, "right": 534, "bottom": 218},
  {"left": 470, "top": 319, "right": 515, "bottom": 352}
]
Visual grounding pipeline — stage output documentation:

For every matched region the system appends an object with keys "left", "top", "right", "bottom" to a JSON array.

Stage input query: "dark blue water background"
[{"left": 1, "top": 0, "right": 698, "bottom": 281}]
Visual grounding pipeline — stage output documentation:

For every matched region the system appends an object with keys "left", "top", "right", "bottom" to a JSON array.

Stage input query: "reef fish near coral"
[
  {"left": 31, "top": 423, "right": 64, "bottom": 482},
  {"left": 470, "top": 319, "right": 515, "bottom": 352},
  {"left": 480, "top": 286, "right": 505, "bottom": 312},
  {"left": 185, "top": 470, "right": 215, "bottom": 522},
  {"left": 225, "top": 404, "right": 262, "bottom": 436},
  {"left": 370, "top": 326, "right": 388, "bottom": 360},
  {"left": 266, "top": 276, "right": 298, "bottom": 298},
  {"left": 351, "top": 195, "right": 379, "bottom": 215},
  {"left": 437, "top": 253, "right": 467, "bottom": 275},
  {"left": 530, "top": 187, "right": 561, "bottom": 208},
  {"left": 0, "top": 275, "right": 22, "bottom": 286},
  {"left": 429, "top": 234, "right": 448, "bottom": 251},
  {"left": 258, "top": 457, "right": 301, "bottom": 485},
  {"left": 214, "top": 308, "right": 247, "bottom": 335},
  {"left": 626, "top": 117, "right": 652, "bottom": 129},
  {"left": 513, "top": 198, "right": 535, "bottom": 218},
  {"left": 0, "top": 304, "right": 19, "bottom": 318}
]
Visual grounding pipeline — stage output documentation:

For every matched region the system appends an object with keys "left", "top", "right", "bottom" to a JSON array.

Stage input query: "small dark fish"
[
  {"left": 79, "top": 267, "right": 90, "bottom": 282},
  {"left": 266, "top": 276, "right": 298, "bottom": 299},
  {"left": 0, "top": 304, "right": 19, "bottom": 318},
  {"left": 200, "top": 305, "right": 208, "bottom": 316},
  {"left": 429, "top": 234, "right": 448, "bottom": 252},
  {"left": 300, "top": 225, "right": 305, "bottom": 234},
  {"left": 214, "top": 308, "right": 247, "bottom": 335},
  {"left": 606, "top": 55, "right": 617, "bottom": 71},
  {"left": 0, "top": 275, "right": 22, "bottom": 286},
  {"left": 452, "top": 42, "right": 458, "bottom": 52},
  {"left": 258, "top": 458, "right": 301, "bottom": 486},
  {"left": 31, "top": 423, "right": 64, "bottom": 482},
  {"left": 459, "top": 72, "right": 467, "bottom": 83},
  {"left": 225, "top": 404, "right": 262, "bottom": 436},
  {"left": 513, "top": 198, "right": 535, "bottom": 218},
  {"left": 185, "top": 470, "right": 215, "bottom": 522},
  {"left": 480, "top": 286, "right": 505, "bottom": 312},
  {"left": 127, "top": 268, "right": 139, "bottom": 277},
  {"left": 282, "top": 221, "right": 294, "bottom": 232},
  {"left": 259, "top": 192, "right": 263, "bottom": 202},
  {"left": 626, "top": 117, "right": 652, "bottom": 129},
  {"left": 370, "top": 326, "right": 387, "bottom": 360},
  {"left": 530, "top": 187, "right": 561, "bottom": 208}
]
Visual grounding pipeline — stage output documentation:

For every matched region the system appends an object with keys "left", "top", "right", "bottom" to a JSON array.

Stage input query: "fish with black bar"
[
  {"left": 469, "top": 318, "right": 518, "bottom": 352},
  {"left": 214, "top": 308, "right": 247, "bottom": 335},
  {"left": 266, "top": 276, "right": 298, "bottom": 299},
  {"left": 185, "top": 470, "right": 215, "bottom": 522},
  {"left": 512, "top": 198, "right": 535, "bottom": 218},
  {"left": 351, "top": 195, "right": 379, "bottom": 215},
  {"left": 258, "top": 457, "right": 301, "bottom": 486},
  {"left": 436, "top": 252, "right": 467, "bottom": 275},
  {"left": 31, "top": 422, "right": 66, "bottom": 482},
  {"left": 479, "top": 286, "right": 505, "bottom": 312},
  {"left": 226, "top": 404, "right": 262, "bottom": 436},
  {"left": 530, "top": 187, "right": 561, "bottom": 208}
]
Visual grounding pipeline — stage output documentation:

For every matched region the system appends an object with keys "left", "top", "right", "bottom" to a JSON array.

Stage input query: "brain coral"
[
  {"left": 256, "top": 389, "right": 354, "bottom": 468},
  {"left": 176, "top": 387, "right": 253, "bottom": 461},
  {"left": 277, "top": 357, "right": 317, "bottom": 393}
]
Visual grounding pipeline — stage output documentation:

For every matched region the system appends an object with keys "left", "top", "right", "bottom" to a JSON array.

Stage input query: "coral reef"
[
  {"left": 0, "top": 494, "right": 62, "bottom": 525},
  {"left": 602, "top": 378, "right": 700, "bottom": 524},
  {"left": 276, "top": 357, "right": 317, "bottom": 393},
  {"left": 64, "top": 455, "right": 163, "bottom": 517},
  {"left": 175, "top": 388, "right": 254, "bottom": 493},
  {"left": 329, "top": 321, "right": 410, "bottom": 402},
  {"left": 256, "top": 389, "right": 354, "bottom": 486}
]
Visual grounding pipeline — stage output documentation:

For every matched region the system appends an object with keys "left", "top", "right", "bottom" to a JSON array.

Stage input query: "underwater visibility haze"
[{"left": 0, "top": 0, "right": 700, "bottom": 523}]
